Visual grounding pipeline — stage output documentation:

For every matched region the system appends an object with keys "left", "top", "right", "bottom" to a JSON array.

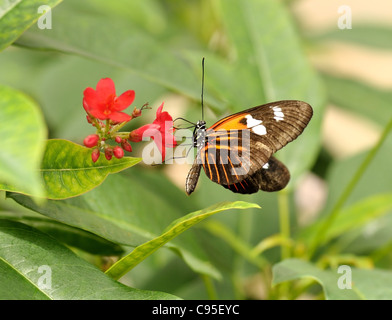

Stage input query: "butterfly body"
[{"left": 185, "top": 100, "right": 313, "bottom": 195}]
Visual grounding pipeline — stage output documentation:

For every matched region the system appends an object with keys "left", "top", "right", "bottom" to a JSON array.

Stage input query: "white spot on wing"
[
  {"left": 245, "top": 114, "right": 262, "bottom": 127},
  {"left": 252, "top": 124, "right": 267, "bottom": 135},
  {"left": 272, "top": 106, "right": 284, "bottom": 121},
  {"left": 262, "top": 162, "right": 269, "bottom": 169}
]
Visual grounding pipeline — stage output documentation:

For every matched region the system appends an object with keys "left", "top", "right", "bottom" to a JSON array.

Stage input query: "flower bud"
[
  {"left": 91, "top": 149, "right": 100, "bottom": 162},
  {"left": 113, "top": 146, "right": 124, "bottom": 159},
  {"left": 121, "top": 140, "right": 132, "bottom": 152},
  {"left": 105, "top": 147, "right": 113, "bottom": 160},
  {"left": 84, "top": 134, "right": 100, "bottom": 148},
  {"left": 128, "top": 130, "right": 142, "bottom": 142},
  {"left": 115, "top": 136, "right": 122, "bottom": 143},
  {"left": 132, "top": 107, "right": 142, "bottom": 118}
]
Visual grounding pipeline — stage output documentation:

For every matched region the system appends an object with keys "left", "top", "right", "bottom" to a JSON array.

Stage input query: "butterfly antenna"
[{"left": 201, "top": 57, "right": 205, "bottom": 121}]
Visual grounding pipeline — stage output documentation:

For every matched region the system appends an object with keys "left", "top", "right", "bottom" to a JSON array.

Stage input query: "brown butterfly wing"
[
  {"left": 185, "top": 160, "right": 202, "bottom": 195},
  {"left": 221, "top": 156, "right": 290, "bottom": 194},
  {"left": 199, "top": 100, "right": 312, "bottom": 194}
]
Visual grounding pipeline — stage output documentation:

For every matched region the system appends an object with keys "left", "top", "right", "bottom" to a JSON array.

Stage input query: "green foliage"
[
  {"left": 0, "top": 0, "right": 391, "bottom": 300},
  {"left": 1, "top": 139, "right": 141, "bottom": 199},
  {"left": 0, "top": 0, "right": 62, "bottom": 51},
  {"left": 106, "top": 201, "right": 259, "bottom": 280},
  {"left": 0, "top": 85, "right": 46, "bottom": 198},
  {"left": 273, "top": 259, "right": 392, "bottom": 300},
  {"left": 0, "top": 219, "right": 178, "bottom": 299}
]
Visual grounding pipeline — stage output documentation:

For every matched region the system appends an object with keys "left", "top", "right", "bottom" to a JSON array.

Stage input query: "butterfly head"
[{"left": 196, "top": 120, "right": 206, "bottom": 130}]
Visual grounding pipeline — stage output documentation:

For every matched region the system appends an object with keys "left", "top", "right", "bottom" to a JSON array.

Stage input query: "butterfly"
[{"left": 185, "top": 100, "right": 313, "bottom": 195}]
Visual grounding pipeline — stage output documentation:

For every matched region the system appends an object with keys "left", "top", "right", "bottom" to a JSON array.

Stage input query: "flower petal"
[
  {"left": 83, "top": 87, "right": 99, "bottom": 110},
  {"left": 96, "top": 78, "right": 116, "bottom": 100},
  {"left": 113, "top": 90, "right": 135, "bottom": 111},
  {"left": 108, "top": 111, "right": 132, "bottom": 123},
  {"left": 154, "top": 111, "right": 173, "bottom": 125},
  {"left": 83, "top": 97, "right": 92, "bottom": 113},
  {"left": 156, "top": 102, "right": 164, "bottom": 118},
  {"left": 88, "top": 107, "right": 109, "bottom": 120},
  {"left": 165, "top": 132, "right": 177, "bottom": 148},
  {"left": 129, "top": 123, "right": 160, "bottom": 142}
]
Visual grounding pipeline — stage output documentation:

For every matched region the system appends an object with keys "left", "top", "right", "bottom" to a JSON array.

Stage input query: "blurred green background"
[{"left": 1, "top": 0, "right": 392, "bottom": 299}]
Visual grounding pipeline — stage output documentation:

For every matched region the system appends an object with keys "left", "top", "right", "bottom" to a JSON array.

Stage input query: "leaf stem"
[
  {"left": 308, "top": 116, "right": 392, "bottom": 258},
  {"left": 201, "top": 275, "right": 218, "bottom": 300},
  {"left": 278, "top": 189, "right": 291, "bottom": 260}
]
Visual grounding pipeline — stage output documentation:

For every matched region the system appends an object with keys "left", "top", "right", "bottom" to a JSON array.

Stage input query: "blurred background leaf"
[
  {"left": 0, "top": 0, "right": 62, "bottom": 51},
  {"left": 273, "top": 258, "right": 392, "bottom": 300},
  {"left": 0, "top": 85, "right": 46, "bottom": 198},
  {"left": 311, "top": 25, "right": 392, "bottom": 50}
]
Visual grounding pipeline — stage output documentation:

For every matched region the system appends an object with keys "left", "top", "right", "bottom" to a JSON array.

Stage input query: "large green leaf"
[
  {"left": 9, "top": 174, "right": 250, "bottom": 279},
  {"left": 0, "top": 85, "right": 46, "bottom": 198},
  {"left": 0, "top": 139, "right": 141, "bottom": 199},
  {"left": 0, "top": 209, "right": 124, "bottom": 255},
  {"left": 106, "top": 201, "right": 260, "bottom": 280},
  {"left": 0, "top": 0, "right": 63, "bottom": 51},
  {"left": 273, "top": 258, "right": 392, "bottom": 300},
  {"left": 0, "top": 219, "right": 178, "bottom": 299}
]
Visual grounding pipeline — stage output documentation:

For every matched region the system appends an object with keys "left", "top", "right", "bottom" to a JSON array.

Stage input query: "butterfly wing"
[
  {"left": 199, "top": 100, "right": 312, "bottom": 194},
  {"left": 221, "top": 156, "right": 290, "bottom": 194},
  {"left": 185, "top": 159, "right": 202, "bottom": 195}
]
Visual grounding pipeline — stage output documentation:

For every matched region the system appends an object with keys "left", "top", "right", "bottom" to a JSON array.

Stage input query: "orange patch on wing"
[{"left": 210, "top": 113, "right": 249, "bottom": 131}]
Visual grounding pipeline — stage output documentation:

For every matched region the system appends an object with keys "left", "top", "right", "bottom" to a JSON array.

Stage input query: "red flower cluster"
[{"left": 82, "top": 78, "right": 176, "bottom": 162}]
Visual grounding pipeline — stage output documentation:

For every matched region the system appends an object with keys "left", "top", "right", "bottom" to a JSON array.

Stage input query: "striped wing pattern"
[{"left": 186, "top": 100, "right": 313, "bottom": 195}]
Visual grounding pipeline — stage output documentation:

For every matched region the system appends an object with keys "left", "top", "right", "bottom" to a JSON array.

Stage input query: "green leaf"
[
  {"left": 350, "top": 268, "right": 392, "bottom": 299},
  {"left": 105, "top": 201, "right": 260, "bottom": 280},
  {"left": 0, "top": 85, "right": 46, "bottom": 198},
  {"left": 312, "top": 25, "right": 392, "bottom": 50},
  {"left": 8, "top": 173, "right": 226, "bottom": 279},
  {"left": 273, "top": 258, "right": 392, "bottom": 300},
  {"left": 1, "top": 139, "right": 141, "bottom": 199},
  {"left": 0, "top": 0, "right": 22, "bottom": 19},
  {"left": 322, "top": 74, "right": 392, "bottom": 127},
  {"left": 272, "top": 259, "right": 360, "bottom": 299},
  {"left": 0, "top": 219, "right": 179, "bottom": 299},
  {"left": 0, "top": 214, "right": 124, "bottom": 255},
  {"left": 300, "top": 193, "right": 392, "bottom": 246},
  {"left": 0, "top": 0, "right": 63, "bottom": 51}
]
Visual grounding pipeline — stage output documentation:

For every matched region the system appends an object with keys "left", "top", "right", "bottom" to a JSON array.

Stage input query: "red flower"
[
  {"left": 129, "top": 103, "right": 176, "bottom": 161},
  {"left": 83, "top": 78, "right": 135, "bottom": 122}
]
